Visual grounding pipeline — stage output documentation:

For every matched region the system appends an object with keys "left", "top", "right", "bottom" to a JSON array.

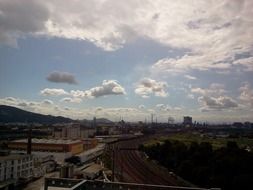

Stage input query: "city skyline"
[{"left": 1, "top": 0, "right": 253, "bottom": 122}]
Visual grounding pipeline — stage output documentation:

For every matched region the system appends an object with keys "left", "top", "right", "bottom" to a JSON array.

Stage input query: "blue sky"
[{"left": 0, "top": 0, "right": 253, "bottom": 122}]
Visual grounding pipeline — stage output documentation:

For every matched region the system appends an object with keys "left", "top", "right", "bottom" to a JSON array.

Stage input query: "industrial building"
[
  {"left": 8, "top": 139, "right": 83, "bottom": 163},
  {"left": 82, "top": 138, "right": 98, "bottom": 151},
  {"left": 80, "top": 128, "right": 96, "bottom": 138},
  {"left": 8, "top": 139, "right": 83, "bottom": 154},
  {"left": 183, "top": 116, "right": 193, "bottom": 126},
  {"left": 53, "top": 125, "right": 96, "bottom": 139},
  {"left": 75, "top": 144, "right": 105, "bottom": 163}
]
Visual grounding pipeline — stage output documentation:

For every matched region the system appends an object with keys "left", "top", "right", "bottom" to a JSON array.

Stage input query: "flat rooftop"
[
  {"left": 0, "top": 154, "right": 30, "bottom": 162},
  {"left": 76, "top": 144, "right": 104, "bottom": 157},
  {"left": 44, "top": 178, "right": 215, "bottom": 190},
  {"left": 82, "top": 164, "right": 103, "bottom": 174},
  {"left": 11, "top": 138, "right": 82, "bottom": 145}
]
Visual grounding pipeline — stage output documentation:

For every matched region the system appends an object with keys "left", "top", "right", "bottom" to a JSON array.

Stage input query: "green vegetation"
[
  {"left": 144, "top": 133, "right": 253, "bottom": 149},
  {"left": 140, "top": 140, "right": 253, "bottom": 190}
]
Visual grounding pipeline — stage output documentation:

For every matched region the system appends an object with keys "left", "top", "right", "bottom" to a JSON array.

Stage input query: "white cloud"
[
  {"left": 0, "top": 0, "right": 252, "bottom": 78},
  {"left": 40, "top": 88, "right": 68, "bottom": 96},
  {"left": 138, "top": 105, "right": 145, "bottom": 109},
  {"left": 60, "top": 97, "right": 82, "bottom": 103},
  {"left": 156, "top": 104, "right": 167, "bottom": 110},
  {"left": 87, "top": 80, "right": 126, "bottom": 98},
  {"left": 70, "top": 90, "right": 87, "bottom": 98},
  {"left": 191, "top": 83, "right": 226, "bottom": 97},
  {"left": 198, "top": 96, "right": 238, "bottom": 112},
  {"left": 135, "top": 78, "right": 168, "bottom": 98},
  {"left": 184, "top": 75, "right": 197, "bottom": 80},
  {"left": 0, "top": 97, "right": 56, "bottom": 114},
  {"left": 156, "top": 104, "right": 182, "bottom": 112},
  {"left": 40, "top": 80, "right": 125, "bottom": 99},
  {"left": 5, "top": 97, "right": 16, "bottom": 102},
  {"left": 42, "top": 99, "right": 54, "bottom": 105},
  {"left": 187, "top": 94, "right": 195, "bottom": 99},
  {"left": 239, "top": 82, "right": 253, "bottom": 107},
  {"left": 233, "top": 57, "right": 253, "bottom": 72},
  {"left": 151, "top": 54, "right": 232, "bottom": 75},
  {"left": 1, "top": 0, "right": 252, "bottom": 56},
  {"left": 0, "top": 0, "right": 49, "bottom": 47},
  {"left": 191, "top": 83, "right": 239, "bottom": 111},
  {"left": 47, "top": 71, "right": 77, "bottom": 84},
  {"left": 71, "top": 80, "right": 126, "bottom": 98}
]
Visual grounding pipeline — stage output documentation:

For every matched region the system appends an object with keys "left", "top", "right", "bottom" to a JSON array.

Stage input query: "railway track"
[{"left": 112, "top": 137, "right": 179, "bottom": 186}]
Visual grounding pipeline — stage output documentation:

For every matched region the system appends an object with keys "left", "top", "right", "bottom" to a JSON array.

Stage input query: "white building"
[
  {"left": 54, "top": 125, "right": 80, "bottom": 139},
  {"left": 54, "top": 125, "right": 96, "bottom": 139},
  {"left": 80, "top": 128, "right": 96, "bottom": 138},
  {"left": 0, "top": 154, "right": 33, "bottom": 183}
]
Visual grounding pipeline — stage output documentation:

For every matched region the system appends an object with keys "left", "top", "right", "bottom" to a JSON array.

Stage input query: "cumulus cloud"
[
  {"left": 151, "top": 54, "right": 232, "bottom": 75},
  {"left": 233, "top": 57, "right": 253, "bottom": 72},
  {"left": 190, "top": 83, "right": 239, "bottom": 111},
  {"left": 47, "top": 71, "right": 77, "bottom": 84},
  {"left": 87, "top": 80, "right": 126, "bottom": 98},
  {"left": 138, "top": 105, "right": 145, "bottom": 109},
  {"left": 135, "top": 78, "right": 168, "bottom": 98},
  {"left": 1, "top": 0, "right": 252, "bottom": 55},
  {"left": 0, "top": 0, "right": 49, "bottom": 47},
  {"left": 187, "top": 94, "right": 195, "bottom": 99},
  {"left": 1, "top": 0, "right": 252, "bottom": 76},
  {"left": 71, "top": 80, "right": 126, "bottom": 98},
  {"left": 239, "top": 82, "right": 253, "bottom": 107},
  {"left": 191, "top": 83, "right": 226, "bottom": 96},
  {"left": 184, "top": 75, "right": 197, "bottom": 80},
  {"left": 156, "top": 104, "right": 182, "bottom": 112},
  {"left": 40, "top": 80, "right": 125, "bottom": 99},
  {"left": 156, "top": 104, "right": 167, "bottom": 110},
  {"left": 0, "top": 97, "right": 55, "bottom": 114},
  {"left": 198, "top": 96, "right": 238, "bottom": 112},
  {"left": 42, "top": 99, "right": 54, "bottom": 105},
  {"left": 60, "top": 97, "right": 82, "bottom": 103},
  {"left": 40, "top": 88, "right": 68, "bottom": 96},
  {"left": 0, "top": 97, "right": 149, "bottom": 121}
]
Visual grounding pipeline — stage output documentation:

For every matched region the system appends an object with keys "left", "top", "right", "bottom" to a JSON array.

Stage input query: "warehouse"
[
  {"left": 8, "top": 139, "right": 83, "bottom": 163},
  {"left": 8, "top": 139, "right": 83, "bottom": 154}
]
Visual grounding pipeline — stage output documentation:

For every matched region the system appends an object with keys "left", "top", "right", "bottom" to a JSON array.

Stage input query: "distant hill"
[
  {"left": 79, "top": 118, "right": 114, "bottom": 125},
  {"left": 0, "top": 105, "right": 74, "bottom": 124},
  {"left": 96, "top": 118, "right": 114, "bottom": 124}
]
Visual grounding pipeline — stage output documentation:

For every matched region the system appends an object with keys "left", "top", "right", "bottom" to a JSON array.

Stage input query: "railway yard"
[{"left": 108, "top": 137, "right": 181, "bottom": 186}]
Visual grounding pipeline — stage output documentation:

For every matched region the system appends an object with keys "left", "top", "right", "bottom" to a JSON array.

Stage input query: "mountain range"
[{"left": 0, "top": 105, "right": 113, "bottom": 124}]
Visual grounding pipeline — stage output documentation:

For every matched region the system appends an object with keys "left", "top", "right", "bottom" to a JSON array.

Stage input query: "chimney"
[{"left": 27, "top": 127, "right": 32, "bottom": 154}]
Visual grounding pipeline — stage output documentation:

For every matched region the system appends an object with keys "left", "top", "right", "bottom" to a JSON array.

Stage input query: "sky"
[{"left": 0, "top": 0, "right": 253, "bottom": 123}]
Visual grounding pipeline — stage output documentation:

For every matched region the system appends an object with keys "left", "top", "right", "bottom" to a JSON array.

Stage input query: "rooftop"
[
  {"left": 44, "top": 178, "right": 219, "bottom": 190},
  {"left": 0, "top": 154, "right": 31, "bottom": 162},
  {"left": 11, "top": 138, "right": 82, "bottom": 145},
  {"left": 76, "top": 144, "right": 104, "bottom": 157}
]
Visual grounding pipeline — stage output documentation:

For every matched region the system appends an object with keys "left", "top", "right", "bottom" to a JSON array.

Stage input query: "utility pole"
[{"left": 112, "top": 148, "right": 115, "bottom": 182}]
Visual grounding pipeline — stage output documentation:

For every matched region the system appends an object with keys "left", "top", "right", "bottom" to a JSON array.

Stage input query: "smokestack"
[{"left": 27, "top": 127, "right": 32, "bottom": 154}]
